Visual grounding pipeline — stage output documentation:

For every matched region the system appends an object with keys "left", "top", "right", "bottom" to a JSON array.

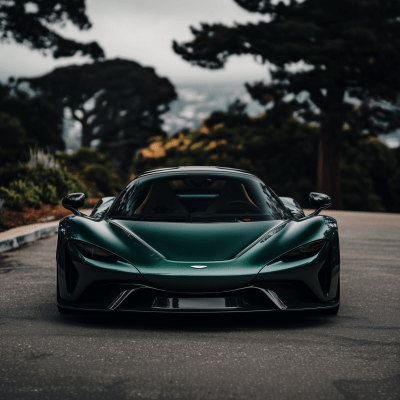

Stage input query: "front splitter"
[{"left": 57, "top": 282, "right": 339, "bottom": 313}]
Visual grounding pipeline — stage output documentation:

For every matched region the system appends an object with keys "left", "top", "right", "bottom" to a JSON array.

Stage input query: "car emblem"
[{"left": 190, "top": 265, "right": 208, "bottom": 269}]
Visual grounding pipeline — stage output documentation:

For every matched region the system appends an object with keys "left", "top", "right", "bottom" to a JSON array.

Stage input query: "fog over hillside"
[{"left": 161, "top": 82, "right": 265, "bottom": 135}]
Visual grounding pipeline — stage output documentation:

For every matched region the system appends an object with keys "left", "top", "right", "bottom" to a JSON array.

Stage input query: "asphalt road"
[{"left": 0, "top": 211, "right": 399, "bottom": 400}]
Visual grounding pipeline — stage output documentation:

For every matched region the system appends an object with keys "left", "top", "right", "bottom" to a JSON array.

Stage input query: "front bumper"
[
  {"left": 57, "top": 281, "right": 340, "bottom": 313},
  {"left": 57, "top": 239, "right": 340, "bottom": 313}
]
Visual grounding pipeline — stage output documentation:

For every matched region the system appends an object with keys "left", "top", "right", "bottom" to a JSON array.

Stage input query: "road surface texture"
[{"left": 0, "top": 211, "right": 399, "bottom": 400}]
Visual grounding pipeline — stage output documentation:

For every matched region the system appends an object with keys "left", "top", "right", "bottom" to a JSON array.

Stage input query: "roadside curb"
[
  {"left": 0, "top": 222, "right": 59, "bottom": 254},
  {"left": 0, "top": 209, "right": 93, "bottom": 254}
]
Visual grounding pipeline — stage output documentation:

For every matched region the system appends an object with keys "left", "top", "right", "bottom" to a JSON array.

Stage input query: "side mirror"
[
  {"left": 62, "top": 193, "right": 86, "bottom": 216},
  {"left": 308, "top": 192, "right": 331, "bottom": 217}
]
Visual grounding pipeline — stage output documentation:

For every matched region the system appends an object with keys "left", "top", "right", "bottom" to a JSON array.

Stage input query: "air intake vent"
[
  {"left": 318, "top": 245, "right": 332, "bottom": 296},
  {"left": 65, "top": 243, "right": 79, "bottom": 294}
]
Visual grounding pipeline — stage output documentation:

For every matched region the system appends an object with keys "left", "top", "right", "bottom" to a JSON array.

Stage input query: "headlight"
[
  {"left": 271, "top": 240, "right": 326, "bottom": 264},
  {"left": 70, "top": 241, "right": 122, "bottom": 263}
]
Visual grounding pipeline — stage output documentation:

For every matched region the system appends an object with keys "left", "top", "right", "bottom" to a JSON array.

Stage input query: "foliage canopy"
[
  {"left": 0, "top": 83, "right": 64, "bottom": 161},
  {"left": 133, "top": 112, "right": 400, "bottom": 213},
  {"left": 23, "top": 59, "right": 177, "bottom": 168},
  {"left": 173, "top": 0, "right": 400, "bottom": 208},
  {"left": 0, "top": 0, "right": 104, "bottom": 59},
  {"left": 0, "top": 111, "right": 29, "bottom": 166}
]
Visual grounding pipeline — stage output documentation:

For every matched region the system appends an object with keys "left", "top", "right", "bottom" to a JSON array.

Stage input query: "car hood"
[
  {"left": 62, "top": 215, "right": 331, "bottom": 292},
  {"left": 113, "top": 220, "right": 281, "bottom": 262}
]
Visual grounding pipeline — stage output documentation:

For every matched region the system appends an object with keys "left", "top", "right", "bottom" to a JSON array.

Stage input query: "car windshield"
[{"left": 108, "top": 173, "right": 290, "bottom": 222}]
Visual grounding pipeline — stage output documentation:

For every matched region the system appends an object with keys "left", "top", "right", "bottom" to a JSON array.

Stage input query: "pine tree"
[
  {"left": 22, "top": 59, "right": 177, "bottom": 167},
  {"left": 173, "top": 0, "right": 400, "bottom": 208},
  {"left": 0, "top": 0, "right": 103, "bottom": 59}
]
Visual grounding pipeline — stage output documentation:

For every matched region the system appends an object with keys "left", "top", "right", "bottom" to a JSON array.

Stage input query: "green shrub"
[
  {"left": 9, "top": 180, "right": 42, "bottom": 209},
  {"left": 57, "top": 148, "right": 125, "bottom": 196},
  {"left": 0, "top": 187, "right": 23, "bottom": 211},
  {"left": 41, "top": 184, "right": 58, "bottom": 205},
  {"left": 0, "top": 163, "right": 92, "bottom": 211},
  {"left": 27, "top": 166, "right": 89, "bottom": 200},
  {"left": 0, "top": 199, "right": 7, "bottom": 229}
]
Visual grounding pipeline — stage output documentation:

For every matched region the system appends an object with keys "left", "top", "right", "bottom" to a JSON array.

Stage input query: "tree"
[
  {"left": 133, "top": 111, "right": 398, "bottom": 212},
  {"left": 173, "top": 0, "right": 400, "bottom": 209},
  {"left": 57, "top": 148, "right": 126, "bottom": 196},
  {"left": 133, "top": 113, "right": 319, "bottom": 205},
  {"left": 0, "top": 0, "right": 104, "bottom": 59},
  {"left": 22, "top": 59, "right": 177, "bottom": 167},
  {"left": 388, "top": 147, "right": 400, "bottom": 212},
  {"left": 0, "top": 111, "right": 29, "bottom": 166},
  {"left": 0, "top": 82, "right": 64, "bottom": 155},
  {"left": 227, "top": 98, "right": 247, "bottom": 114}
]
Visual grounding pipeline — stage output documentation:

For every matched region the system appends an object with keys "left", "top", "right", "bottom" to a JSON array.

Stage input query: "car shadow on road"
[{"left": 49, "top": 309, "right": 337, "bottom": 333}]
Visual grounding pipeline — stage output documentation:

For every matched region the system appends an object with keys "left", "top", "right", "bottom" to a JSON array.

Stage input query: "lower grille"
[
  {"left": 118, "top": 287, "right": 279, "bottom": 311},
  {"left": 61, "top": 280, "right": 334, "bottom": 312},
  {"left": 152, "top": 297, "right": 245, "bottom": 310}
]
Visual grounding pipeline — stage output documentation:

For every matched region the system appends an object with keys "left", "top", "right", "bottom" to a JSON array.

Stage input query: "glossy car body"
[{"left": 57, "top": 166, "right": 340, "bottom": 314}]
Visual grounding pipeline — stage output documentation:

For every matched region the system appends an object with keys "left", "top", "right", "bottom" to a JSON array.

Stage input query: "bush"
[
  {"left": 341, "top": 133, "right": 397, "bottom": 212},
  {"left": 57, "top": 148, "right": 125, "bottom": 197},
  {"left": 28, "top": 166, "right": 89, "bottom": 200},
  {"left": 0, "top": 187, "right": 23, "bottom": 211},
  {"left": 0, "top": 163, "right": 91, "bottom": 211},
  {"left": 0, "top": 200, "right": 7, "bottom": 229},
  {"left": 8, "top": 180, "right": 42, "bottom": 209},
  {"left": 41, "top": 183, "right": 59, "bottom": 205},
  {"left": 133, "top": 115, "right": 319, "bottom": 206},
  {"left": 132, "top": 112, "right": 399, "bottom": 212}
]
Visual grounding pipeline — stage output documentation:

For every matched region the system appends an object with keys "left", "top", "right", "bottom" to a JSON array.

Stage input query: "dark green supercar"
[{"left": 57, "top": 166, "right": 340, "bottom": 314}]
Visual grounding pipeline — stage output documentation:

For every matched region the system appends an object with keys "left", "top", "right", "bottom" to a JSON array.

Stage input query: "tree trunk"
[
  {"left": 71, "top": 111, "right": 92, "bottom": 148},
  {"left": 80, "top": 119, "right": 92, "bottom": 148},
  {"left": 317, "top": 121, "right": 342, "bottom": 210}
]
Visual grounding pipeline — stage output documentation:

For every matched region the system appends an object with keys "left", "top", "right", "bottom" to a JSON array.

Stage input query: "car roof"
[{"left": 134, "top": 166, "right": 257, "bottom": 179}]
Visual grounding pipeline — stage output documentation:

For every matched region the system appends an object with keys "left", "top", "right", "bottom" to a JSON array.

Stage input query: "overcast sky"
[{"left": 0, "top": 0, "right": 271, "bottom": 86}]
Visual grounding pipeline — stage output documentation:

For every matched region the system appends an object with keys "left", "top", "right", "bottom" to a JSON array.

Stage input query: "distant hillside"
[{"left": 161, "top": 82, "right": 264, "bottom": 135}]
